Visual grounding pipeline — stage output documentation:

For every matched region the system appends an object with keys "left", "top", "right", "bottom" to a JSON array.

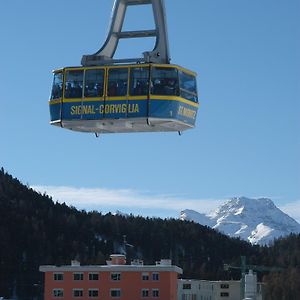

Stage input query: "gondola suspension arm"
[{"left": 81, "top": 0, "right": 171, "bottom": 66}]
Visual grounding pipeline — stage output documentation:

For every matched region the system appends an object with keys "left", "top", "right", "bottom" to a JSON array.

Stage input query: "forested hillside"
[
  {"left": 261, "top": 234, "right": 300, "bottom": 299},
  {"left": 0, "top": 168, "right": 299, "bottom": 300}
]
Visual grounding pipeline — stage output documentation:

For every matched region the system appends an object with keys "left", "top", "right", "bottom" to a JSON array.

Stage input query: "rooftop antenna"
[{"left": 123, "top": 235, "right": 134, "bottom": 255}]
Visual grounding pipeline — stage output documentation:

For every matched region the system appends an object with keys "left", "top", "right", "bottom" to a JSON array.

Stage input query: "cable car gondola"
[{"left": 49, "top": 0, "right": 199, "bottom": 135}]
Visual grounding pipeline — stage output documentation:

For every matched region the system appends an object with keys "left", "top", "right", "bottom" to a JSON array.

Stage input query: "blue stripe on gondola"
[{"left": 49, "top": 97, "right": 197, "bottom": 126}]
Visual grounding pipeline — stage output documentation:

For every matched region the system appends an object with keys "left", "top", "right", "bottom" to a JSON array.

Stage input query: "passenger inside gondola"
[
  {"left": 50, "top": 72, "right": 63, "bottom": 100},
  {"left": 108, "top": 82, "right": 117, "bottom": 96},
  {"left": 65, "top": 83, "right": 72, "bottom": 98},
  {"left": 164, "top": 78, "right": 178, "bottom": 96},
  {"left": 130, "top": 67, "right": 149, "bottom": 96},
  {"left": 118, "top": 80, "right": 127, "bottom": 96},
  {"left": 73, "top": 83, "right": 83, "bottom": 98},
  {"left": 151, "top": 67, "right": 179, "bottom": 96},
  {"left": 51, "top": 84, "right": 62, "bottom": 99}
]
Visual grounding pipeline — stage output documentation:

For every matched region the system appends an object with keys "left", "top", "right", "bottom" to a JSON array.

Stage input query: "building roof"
[{"left": 39, "top": 264, "right": 183, "bottom": 274}]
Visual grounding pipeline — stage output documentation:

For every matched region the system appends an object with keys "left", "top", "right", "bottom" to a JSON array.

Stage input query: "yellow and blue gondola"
[{"left": 49, "top": 63, "right": 199, "bottom": 134}]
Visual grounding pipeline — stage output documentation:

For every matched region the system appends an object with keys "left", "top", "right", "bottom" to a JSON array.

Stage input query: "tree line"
[{"left": 0, "top": 168, "right": 299, "bottom": 299}]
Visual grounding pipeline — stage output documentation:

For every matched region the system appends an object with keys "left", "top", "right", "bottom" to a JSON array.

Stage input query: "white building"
[{"left": 178, "top": 273, "right": 263, "bottom": 300}]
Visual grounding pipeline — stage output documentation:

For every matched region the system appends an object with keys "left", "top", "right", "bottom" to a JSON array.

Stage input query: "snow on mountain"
[
  {"left": 180, "top": 209, "right": 215, "bottom": 227},
  {"left": 113, "top": 210, "right": 129, "bottom": 217},
  {"left": 180, "top": 197, "right": 300, "bottom": 245}
]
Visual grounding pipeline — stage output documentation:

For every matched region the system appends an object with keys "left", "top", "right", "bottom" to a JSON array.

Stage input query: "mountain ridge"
[{"left": 180, "top": 197, "right": 300, "bottom": 245}]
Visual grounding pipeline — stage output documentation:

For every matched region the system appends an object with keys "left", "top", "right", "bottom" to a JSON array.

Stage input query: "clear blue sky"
[{"left": 1, "top": 0, "right": 299, "bottom": 220}]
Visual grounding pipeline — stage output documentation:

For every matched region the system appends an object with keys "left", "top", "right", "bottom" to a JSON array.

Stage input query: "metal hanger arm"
[{"left": 81, "top": 0, "right": 170, "bottom": 66}]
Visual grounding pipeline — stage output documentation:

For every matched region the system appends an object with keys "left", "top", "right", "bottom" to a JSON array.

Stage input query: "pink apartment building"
[{"left": 39, "top": 254, "right": 182, "bottom": 300}]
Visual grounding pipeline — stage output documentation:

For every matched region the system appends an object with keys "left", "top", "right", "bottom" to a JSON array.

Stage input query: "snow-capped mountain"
[{"left": 180, "top": 197, "right": 300, "bottom": 245}]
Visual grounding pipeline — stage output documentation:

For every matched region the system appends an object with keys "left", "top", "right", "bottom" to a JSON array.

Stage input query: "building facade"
[
  {"left": 178, "top": 278, "right": 263, "bottom": 300},
  {"left": 40, "top": 255, "right": 182, "bottom": 300}
]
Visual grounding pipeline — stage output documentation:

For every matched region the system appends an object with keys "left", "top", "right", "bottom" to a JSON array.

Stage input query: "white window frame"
[
  {"left": 110, "top": 288, "right": 121, "bottom": 298},
  {"left": 142, "top": 289, "right": 149, "bottom": 297},
  {"left": 111, "top": 272, "right": 121, "bottom": 281},
  {"left": 73, "top": 289, "right": 84, "bottom": 297},
  {"left": 53, "top": 273, "right": 64, "bottom": 281},
  {"left": 89, "top": 272, "right": 99, "bottom": 281},
  {"left": 152, "top": 289, "right": 159, "bottom": 298},
  {"left": 88, "top": 289, "right": 99, "bottom": 298},
  {"left": 142, "top": 272, "right": 149, "bottom": 281},
  {"left": 53, "top": 288, "right": 64, "bottom": 297},
  {"left": 183, "top": 283, "right": 192, "bottom": 290},
  {"left": 73, "top": 272, "right": 84, "bottom": 281},
  {"left": 152, "top": 272, "right": 159, "bottom": 281}
]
